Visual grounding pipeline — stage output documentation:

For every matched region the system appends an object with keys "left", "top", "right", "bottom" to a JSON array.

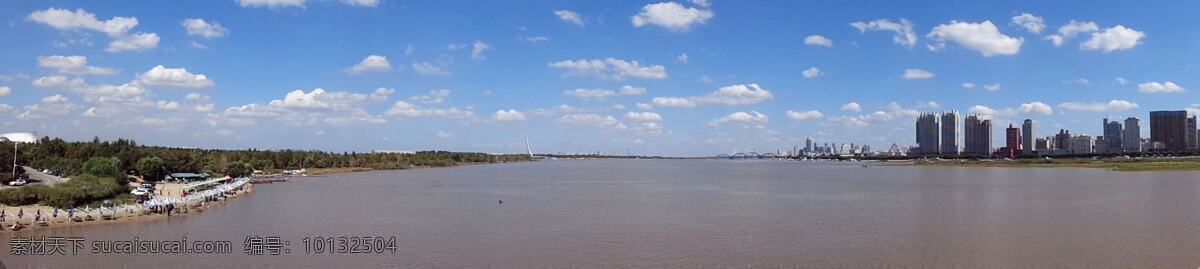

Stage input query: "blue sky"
[{"left": 0, "top": 0, "right": 1197, "bottom": 156}]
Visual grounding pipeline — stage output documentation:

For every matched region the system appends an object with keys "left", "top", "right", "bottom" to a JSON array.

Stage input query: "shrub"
[
  {"left": 137, "top": 157, "right": 166, "bottom": 182},
  {"left": 83, "top": 157, "right": 126, "bottom": 185}
]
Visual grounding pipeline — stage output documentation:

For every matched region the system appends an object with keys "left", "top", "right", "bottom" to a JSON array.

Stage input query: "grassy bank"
[{"left": 915, "top": 157, "right": 1200, "bottom": 172}]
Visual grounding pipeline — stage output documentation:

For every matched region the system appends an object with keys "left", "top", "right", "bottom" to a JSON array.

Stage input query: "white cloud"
[
  {"left": 804, "top": 35, "right": 833, "bottom": 47},
  {"left": 346, "top": 55, "right": 392, "bottom": 74},
  {"left": 408, "top": 89, "right": 451, "bottom": 104},
  {"left": 369, "top": 87, "right": 395, "bottom": 101},
  {"left": 636, "top": 103, "right": 653, "bottom": 110},
  {"left": 902, "top": 69, "right": 935, "bottom": 79},
  {"left": 652, "top": 84, "right": 773, "bottom": 107},
  {"left": 968, "top": 105, "right": 998, "bottom": 116},
  {"left": 1018, "top": 102, "right": 1053, "bottom": 115},
  {"left": 802, "top": 67, "right": 822, "bottom": 79},
  {"left": 384, "top": 101, "right": 473, "bottom": 118},
  {"left": 554, "top": 10, "right": 585, "bottom": 26},
  {"left": 0, "top": 86, "right": 10, "bottom": 97},
  {"left": 522, "top": 36, "right": 551, "bottom": 43},
  {"left": 156, "top": 100, "right": 181, "bottom": 110},
  {"left": 1137, "top": 81, "right": 1185, "bottom": 93},
  {"left": 1058, "top": 100, "right": 1139, "bottom": 112},
  {"left": 36, "top": 55, "right": 117, "bottom": 75},
  {"left": 619, "top": 85, "right": 647, "bottom": 96},
  {"left": 558, "top": 114, "right": 627, "bottom": 130},
  {"left": 926, "top": 20, "right": 1022, "bottom": 56},
  {"left": 548, "top": 57, "right": 667, "bottom": 80},
  {"left": 690, "top": 0, "right": 711, "bottom": 7},
  {"left": 625, "top": 111, "right": 662, "bottom": 122},
  {"left": 1011, "top": 13, "right": 1045, "bottom": 34},
  {"left": 471, "top": 41, "right": 491, "bottom": 60},
  {"left": 786, "top": 110, "right": 823, "bottom": 121},
  {"left": 631, "top": 2, "right": 714, "bottom": 32},
  {"left": 651, "top": 97, "right": 697, "bottom": 107},
  {"left": 182, "top": 18, "right": 228, "bottom": 39},
  {"left": 237, "top": 0, "right": 306, "bottom": 8},
  {"left": 492, "top": 109, "right": 527, "bottom": 122},
  {"left": 1081, "top": 25, "right": 1144, "bottom": 52},
  {"left": 324, "top": 111, "right": 386, "bottom": 125},
  {"left": 709, "top": 111, "right": 767, "bottom": 126},
  {"left": 340, "top": 0, "right": 378, "bottom": 7},
  {"left": 1115, "top": 77, "right": 1129, "bottom": 85},
  {"left": 17, "top": 94, "right": 74, "bottom": 120},
  {"left": 840, "top": 102, "right": 861, "bottom": 112},
  {"left": 28, "top": 8, "right": 158, "bottom": 52},
  {"left": 136, "top": 65, "right": 214, "bottom": 88},
  {"left": 1064, "top": 78, "right": 1090, "bottom": 85},
  {"left": 412, "top": 62, "right": 450, "bottom": 76},
  {"left": 849, "top": 18, "right": 916, "bottom": 47},
  {"left": 563, "top": 85, "right": 644, "bottom": 100},
  {"left": 983, "top": 84, "right": 1001, "bottom": 92},
  {"left": 961, "top": 82, "right": 976, "bottom": 89},
  {"left": 1045, "top": 21, "right": 1098, "bottom": 47},
  {"left": 677, "top": 53, "right": 689, "bottom": 63}
]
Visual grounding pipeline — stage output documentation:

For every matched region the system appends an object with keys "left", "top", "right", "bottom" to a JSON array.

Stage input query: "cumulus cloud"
[
  {"left": 408, "top": 89, "right": 452, "bottom": 104},
  {"left": 346, "top": 55, "right": 392, "bottom": 74},
  {"left": 136, "top": 65, "right": 214, "bottom": 89},
  {"left": 182, "top": 18, "right": 228, "bottom": 39},
  {"left": 968, "top": 102, "right": 1054, "bottom": 117},
  {"left": 786, "top": 110, "right": 823, "bottom": 121},
  {"left": 37, "top": 55, "right": 117, "bottom": 75},
  {"left": 926, "top": 20, "right": 1022, "bottom": 56},
  {"left": 840, "top": 102, "right": 861, "bottom": 112},
  {"left": 384, "top": 101, "right": 473, "bottom": 118},
  {"left": 631, "top": 2, "right": 714, "bottom": 32},
  {"left": 802, "top": 67, "right": 822, "bottom": 79},
  {"left": 17, "top": 94, "right": 75, "bottom": 120},
  {"left": 341, "top": 0, "right": 379, "bottom": 7},
  {"left": 902, "top": 68, "right": 935, "bottom": 79},
  {"left": 237, "top": 0, "right": 306, "bottom": 8},
  {"left": 554, "top": 10, "right": 585, "bottom": 26},
  {"left": 558, "top": 114, "right": 627, "bottom": 130},
  {"left": 548, "top": 57, "right": 667, "bottom": 80},
  {"left": 1058, "top": 100, "right": 1139, "bottom": 112},
  {"left": 1081, "top": 25, "right": 1144, "bottom": 52},
  {"left": 652, "top": 84, "right": 773, "bottom": 107},
  {"left": 677, "top": 53, "right": 689, "bottom": 64},
  {"left": 492, "top": 109, "right": 527, "bottom": 122},
  {"left": 804, "top": 35, "right": 833, "bottom": 47},
  {"left": 1018, "top": 102, "right": 1053, "bottom": 115},
  {"left": 1115, "top": 77, "right": 1129, "bottom": 85},
  {"left": 28, "top": 8, "right": 159, "bottom": 52},
  {"left": 1137, "top": 81, "right": 1185, "bottom": 93},
  {"left": 709, "top": 111, "right": 768, "bottom": 126},
  {"left": 1011, "top": 13, "right": 1045, "bottom": 34},
  {"left": 0, "top": 86, "right": 10, "bottom": 97},
  {"left": 849, "top": 18, "right": 916, "bottom": 47},
  {"left": 624, "top": 111, "right": 662, "bottom": 122},
  {"left": 471, "top": 41, "right": 491, "bottom": 60},
  {"left": 961, "top": 82, "right": 976, "bottom": 89},
  {"left": 412, "top": 62, "right": 450, "bottom": 76},
  {"left": 636, "top": 103, "right": 653, "bottom": 110},
  {"left": 1045, "top": 20, "right": 1098, "bottom": 47},
  {"left": 983, "top": 84, "right": 1001, "bottom": 92}
]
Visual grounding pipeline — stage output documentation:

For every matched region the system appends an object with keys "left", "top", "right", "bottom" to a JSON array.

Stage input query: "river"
[{"left": 3, "top": 159, "right": 1200, "bottom": 268}]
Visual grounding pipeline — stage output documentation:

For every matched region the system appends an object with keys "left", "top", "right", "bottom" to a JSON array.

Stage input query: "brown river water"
[{"left": 2, "top": 159, "right": 1200, "bottom": 268}]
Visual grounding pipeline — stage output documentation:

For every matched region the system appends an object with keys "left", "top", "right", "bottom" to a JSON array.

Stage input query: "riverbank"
[
  {"left": 912, "top": 157, "right": 1200, "bottom": 172},
  {"left": 0, "top": 180, "right": 252, "bottom": 233}
]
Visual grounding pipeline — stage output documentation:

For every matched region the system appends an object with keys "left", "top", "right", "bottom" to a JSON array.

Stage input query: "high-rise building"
[
  {"left": 1150, "top": 110, "right": 1188, "bottom": 151},
  {"left": 962, "top": 114, "right": 992, "bottom": 157},
  {"left": 1054, "top": 129, "right": 1072, "bottom": 151},
  {"left": 1035, "top": 138, "right": 1049, "bottom": 153},
  {"left": 1001, "top": 124, "right": 1021, "bottom": 158},
  {"left": 1188, "top": 116, "right": 1198, "bottom": 150},
  {"left": 941, "top": 111, "right": 959, "bottom": 155},
  {"left": 1102, "top": 118, "right": 1123, "bottom": 154},
  {"left": 1122, "top": 117, "right": 1141, "bottom": 153},
  {"left": 916, "top": 113, "right": 940, "bottom": 155},
  {"left": 1021, "top": 119, "right": 1034, "bottom": 155},
  {"left": 1069, "top": 134, "right": 1094, "bottom": 154},
  {"left": 804, "top": 137, "right": 813, "bottom": 153}
]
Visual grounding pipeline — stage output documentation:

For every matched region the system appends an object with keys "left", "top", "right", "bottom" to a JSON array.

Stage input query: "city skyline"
[{"left": 0, "top": 1, "right": 1198, "bottom": 156}]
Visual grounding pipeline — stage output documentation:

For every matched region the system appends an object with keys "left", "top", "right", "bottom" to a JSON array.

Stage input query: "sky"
[{"left": 0, "top": 0, "right": 1197, "bottom": 156}]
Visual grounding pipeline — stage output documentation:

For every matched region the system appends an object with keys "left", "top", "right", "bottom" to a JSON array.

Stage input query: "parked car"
[{"left": 7, "top": 179, "right": 27, "bottom": 186}]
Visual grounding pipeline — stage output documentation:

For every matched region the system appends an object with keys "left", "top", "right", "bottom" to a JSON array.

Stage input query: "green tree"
[
  {"left": 223, "top": 161, "right": 252, "bottom": 178},
  {"left": 83, "top": 156, "right": 126, "bottom": 185},
  {"left": 137, "top": 156, "right": 166, "bottom": 182}
]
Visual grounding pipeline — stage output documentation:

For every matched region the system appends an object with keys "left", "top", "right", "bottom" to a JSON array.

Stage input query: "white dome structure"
[{"left": 0, "top": 132, "right": 37, "bottom": 143}]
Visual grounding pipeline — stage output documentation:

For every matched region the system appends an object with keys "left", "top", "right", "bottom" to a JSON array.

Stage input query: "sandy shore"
[{"left": 0, "top": 181, "right": 253, "bottom": 233}]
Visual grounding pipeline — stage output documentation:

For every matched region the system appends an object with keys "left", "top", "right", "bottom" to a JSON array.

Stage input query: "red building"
[{"left": 999, "top": 124, "right": 1021, "bottom": 158}]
